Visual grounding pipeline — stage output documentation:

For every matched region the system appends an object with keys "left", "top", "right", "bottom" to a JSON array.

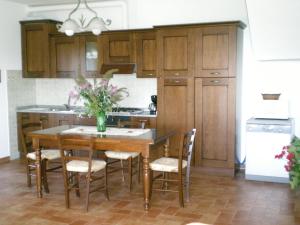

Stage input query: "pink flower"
[{"left": 286, "top": 152, "right": 295, "bottom": 161}]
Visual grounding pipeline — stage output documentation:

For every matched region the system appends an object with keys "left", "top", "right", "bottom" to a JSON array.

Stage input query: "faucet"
[{"left": 64, "top": 95, "right": 71, "bottom": 110}]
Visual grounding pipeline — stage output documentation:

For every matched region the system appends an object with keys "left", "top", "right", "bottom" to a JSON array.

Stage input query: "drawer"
[{"left": 164, "top": 78, "right": 187, "bottom": 86}]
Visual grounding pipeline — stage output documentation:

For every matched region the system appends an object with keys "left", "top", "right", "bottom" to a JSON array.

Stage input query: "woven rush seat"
[
  {"left": 150, "top": 157, "right": 187, "bottom": 173},
  {"left": 66, "top": 160, "right": 106, "bottom": 173},
  {"left": 105, "top": 151, "right": 139, "bottom": 160},
  {"left": 26, "top": 149, "right": 61, "bottom": 161}
]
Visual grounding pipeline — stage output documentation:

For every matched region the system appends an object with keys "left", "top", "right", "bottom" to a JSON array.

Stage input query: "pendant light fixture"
[{"left": 57, "top": 0, "right": 111, "bottom": 36}]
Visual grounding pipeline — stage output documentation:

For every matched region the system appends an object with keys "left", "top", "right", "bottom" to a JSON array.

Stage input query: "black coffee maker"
[{"left": 148, "top": 95, "right": 157, "bottom": 114}]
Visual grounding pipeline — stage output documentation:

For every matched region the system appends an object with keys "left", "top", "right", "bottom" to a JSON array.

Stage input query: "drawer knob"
[
  {"left": 210, "top": 80, "right": 220, "bottom": 83},
  {"left": 210, "top": 72, "right": 220, "bottom": 75}
]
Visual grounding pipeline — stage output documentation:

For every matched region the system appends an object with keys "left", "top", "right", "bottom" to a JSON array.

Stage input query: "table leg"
[
  {"left": 143, "top": 156, "right": 150, "bottom": 210},
  {"left": 33, "top": 137, "right": 42, "bottom": 198}
]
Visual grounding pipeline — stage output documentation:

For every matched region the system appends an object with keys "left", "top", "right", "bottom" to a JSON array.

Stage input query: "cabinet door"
[
  {"left": 80, "top": 35, "right": 101, "bottom": 78},
  {"left": 135, "top": 31, "right": 157, "bottom": 78},
  {"left": 48, "top": 114, "right": 74, "bottom": 126},
  {"left": 195, "top": 26, "right": 237, "bottom": 77},
  {"left": 21, "top": 23, "right": 50, "bottom": 78},
  {"left": 50, "top": 36, "right": 80, "bottom": 78},
  {"left": 157, "top": 78, "right": 194, "bottom": 156},
  {"left": 195, "top": 78, "right": 235, "bottom": 169},
  {"left": 157, "top": 28, "right": 194, "bottom": 77},
  {"left": 101, "top": 32, "right": 134, "bottom": 64}
]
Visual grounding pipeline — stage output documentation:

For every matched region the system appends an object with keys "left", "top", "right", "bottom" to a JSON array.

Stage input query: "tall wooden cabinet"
[{"left": 157, "top": 22, "right": 244, "bottom": 175}]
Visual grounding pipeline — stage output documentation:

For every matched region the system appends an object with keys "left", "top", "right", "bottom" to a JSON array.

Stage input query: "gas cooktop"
[{"left": 111, "top": 107, "right": 144, "bottom": 115}]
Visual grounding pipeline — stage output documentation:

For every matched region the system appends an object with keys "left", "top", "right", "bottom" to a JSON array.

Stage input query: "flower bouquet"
[
  {"left": 69, "top": 69, "right": 129, "bottom": 132},
  {"left": 275, "top": 136, "right": 300, "bottom": 189}
]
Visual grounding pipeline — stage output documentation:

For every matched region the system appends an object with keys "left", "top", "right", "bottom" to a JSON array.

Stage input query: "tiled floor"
[{"left": 0, "top": 160, "right": 299, "bottom": 225}]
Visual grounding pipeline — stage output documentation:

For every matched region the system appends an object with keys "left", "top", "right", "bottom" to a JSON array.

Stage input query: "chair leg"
[
  {"left": 178, "top": 173, "right": 184, "bottom": 207},
  {"left": 75, "top": 172, "right": 80, "bottom": 197},
  {"left": 105, "top": 167, "right": 109, "bottom": 200},
  {"left": 42, "top": 160, "right": 50, "bottom": 193},
  {"left": 85, "top": 175, "right": 91, "bottom": 212},
  {"left": 26, "top": 160, "right": 31, "bottom": 187},
  {"left": 63, "top": 170, "right": 70, "bottom": 209},
  {"left": 120, "top": 160, "right": 125, "bottom": 182},
  {"left": 137, "top": 155, "right": 141, "bottom": 184},
  {"left": 128, "top": 157, "right": 132, "bottom": 191},
  {"left": 185, "top": 172, "right": 190, "bottom": 202}
]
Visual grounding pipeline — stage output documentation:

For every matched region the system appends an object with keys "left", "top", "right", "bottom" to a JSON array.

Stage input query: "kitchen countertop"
[{"left": 16, "top": 105, "right": 157, "bottom": 118}]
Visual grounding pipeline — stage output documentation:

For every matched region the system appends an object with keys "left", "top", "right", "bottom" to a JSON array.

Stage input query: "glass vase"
[{"left": 96, "top": 111, "right": 107, "bottom": 132}]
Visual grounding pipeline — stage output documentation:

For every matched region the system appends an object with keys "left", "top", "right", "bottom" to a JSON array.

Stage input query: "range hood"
[{"left": 100, "top": 63, "right": 136, "bottom": 74}]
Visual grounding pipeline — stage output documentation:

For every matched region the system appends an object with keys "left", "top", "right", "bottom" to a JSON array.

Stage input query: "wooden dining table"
[{"left": 29, "top": 125, "right": 175, "bottom": 210}]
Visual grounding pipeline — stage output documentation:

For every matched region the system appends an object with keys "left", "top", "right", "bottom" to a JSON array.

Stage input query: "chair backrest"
[
  {"left": 58, "top": 134, "right": 95, "bottom": 173},
  {"left": 21, "top": 122, "right": 43, "bottom": 155},
  {"left": 117, "top": 119, "right": 147, "bottom": 129},
  {"left": 178, "top": 129, "right": 196, "bottom": 172}
]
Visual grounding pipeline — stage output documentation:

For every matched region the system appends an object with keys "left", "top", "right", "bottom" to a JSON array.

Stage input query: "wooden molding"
[{"left": 0, "top": 156, "right": 10, "bottom": 164}]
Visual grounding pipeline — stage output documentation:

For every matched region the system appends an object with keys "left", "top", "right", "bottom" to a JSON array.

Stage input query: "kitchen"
[{"left": 0, "top": 0, "right": 300, "bottom": 224}]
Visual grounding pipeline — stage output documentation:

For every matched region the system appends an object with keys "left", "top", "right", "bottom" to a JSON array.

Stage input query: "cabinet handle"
[
  {"left": 174, "top": 72, "right": 179, "bottom": 76},
  {"left": 210, "top": 80, "right": 220, "bottom": 83},
  {"left": 174, "top": 80, "right": 180, "bottom": 83},
  {"left": 210, "top": 72, "right": 220, "bottom": 75},
  {"left": 146, "top": 74, "right": 153, "bottom": 76}
]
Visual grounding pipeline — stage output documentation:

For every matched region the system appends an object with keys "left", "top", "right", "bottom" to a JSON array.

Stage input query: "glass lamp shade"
[
  {"left": 58, "top": 19, "right": 80, "bottom": 36},
  {"left": 86, "top": 17, "right": 107, "bottom": 36}
]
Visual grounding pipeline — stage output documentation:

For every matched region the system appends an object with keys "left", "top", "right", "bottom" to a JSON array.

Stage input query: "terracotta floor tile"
[{"left": 0, "top": 160, "right": 299, "bottom": 225}]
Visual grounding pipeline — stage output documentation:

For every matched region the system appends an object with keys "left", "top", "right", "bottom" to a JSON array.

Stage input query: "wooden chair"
[
  {"left": 58, "top": 134, "right": 109, "bottom": 211},
  {"left": 149, "top": 128, "right": 196, "bottom": 207},
  {"left": 21, "top": 122, "right": 61, "bottom": 193},
  {"left": 104, "top": 119, "right": 146, "bottom": 191}
]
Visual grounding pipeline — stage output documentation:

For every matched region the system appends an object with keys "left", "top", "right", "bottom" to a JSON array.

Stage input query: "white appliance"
[
  {"left": 253, "top": 99, "right": 289, "bottom": 119},
  {"left": 245, "top": 118, "right": 294, "bottom": 183}
]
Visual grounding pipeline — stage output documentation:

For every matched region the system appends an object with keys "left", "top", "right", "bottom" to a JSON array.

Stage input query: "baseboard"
[{"left": 0, "top": 156, "right": 10, "bottom": 164}]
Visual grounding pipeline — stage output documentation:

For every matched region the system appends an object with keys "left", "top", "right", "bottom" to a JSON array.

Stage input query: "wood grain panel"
[
  {"left": 202, "top": 33, "right": 229, "bottom": 70},
  {"left": 50, "top": 36, "right": 79, "bottom": 78},
  {"left": 202, "top": 85, "right": 228, "bottom": 161},
  {"left": 26, "top": 29, "right": 44, "bottom": 73},
  {"left": 195, "top": 26, "right": 237, "bottom": 77},
  {"left": 163, "top": 36, "right": 188, "bottom": 70},
  {"left": 109, "top": 40, "right": 129, "bottom": 57},
  {"left": 142, "top": 39, "right": 156, "bottom": 71},
  {"left": 157, "top": 28, "right": 194, "bottom": 77},
  {"left": 195, "top": 78, "right": 235, "bottom": 170},
  {"left": 135, "top": 31, "right": 157, "bottom": 78}
]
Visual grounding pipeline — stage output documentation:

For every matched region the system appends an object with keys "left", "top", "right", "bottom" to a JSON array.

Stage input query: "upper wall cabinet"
[
  {"left": 157, "top": 28, "right": 194, "bottom": 77},
  {"left": 50, "top": 35, "right": 80, "bottom": 78},
  {"left": 21, "top": 20, "right": 59, "bottom": 78},
  {"left": 135, "top": 30, "right": 157, "bottom": 78},
  {"left": 100, "top": 31, "right": 135, "bottom": 64},
  {"left": 79, "top": 35, "right": 101, "bottom": 77},
  {"left": 195, "top": 26, "right": 237, "bottom": 77},
  {"left": 50, "top": 34, "right": 101, "bottom": 78}
]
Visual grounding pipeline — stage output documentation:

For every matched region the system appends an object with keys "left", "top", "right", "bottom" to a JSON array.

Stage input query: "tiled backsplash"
[
  {"left": 7, "top": 70, "right": 36, "bottom": 159},
  {"left": 35, "top": 74, "right": 157, "bottom": 108}
]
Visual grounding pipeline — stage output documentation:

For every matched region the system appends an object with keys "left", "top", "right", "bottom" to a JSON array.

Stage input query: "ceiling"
[{"left": 5, "top": 0, "right": 102, "bottom": 6}]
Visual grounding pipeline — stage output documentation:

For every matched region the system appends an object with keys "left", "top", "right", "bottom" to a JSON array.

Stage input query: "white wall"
[{"left": 0, "top": 0, "right": 26, "bottom": 159}]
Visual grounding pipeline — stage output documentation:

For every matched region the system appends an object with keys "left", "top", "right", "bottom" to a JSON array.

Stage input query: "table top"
[{"left": 29, "top": 125, "right": 175, "bottom": 145}]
